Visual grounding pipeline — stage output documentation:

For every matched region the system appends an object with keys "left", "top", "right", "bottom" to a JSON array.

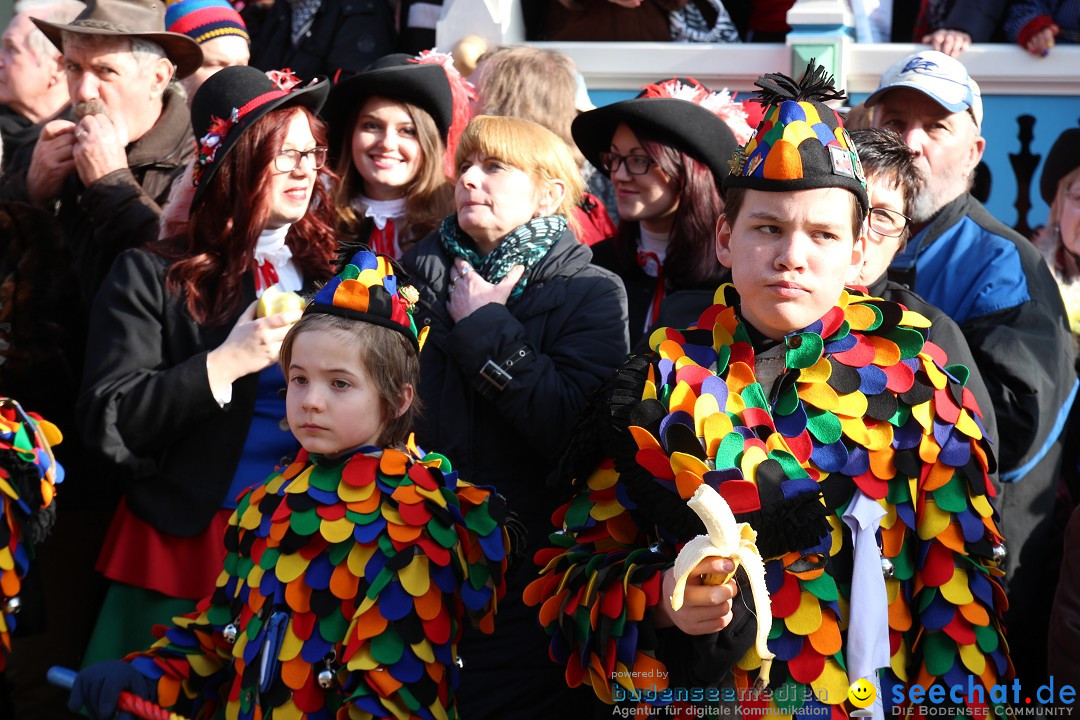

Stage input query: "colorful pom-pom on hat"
[
  {"left": 166, "top": 0, "right": 249, "bottom": 46},
  {"left": 307, "top": 250, "right": 428, "bottom": 351},
  {"left": 724, "top": 61, "right": 868, "bottom": 216}
]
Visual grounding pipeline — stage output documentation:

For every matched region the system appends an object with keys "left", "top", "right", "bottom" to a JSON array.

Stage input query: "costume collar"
[
  {"left": 357, "top": 195, "right": 407, "bottom": 230},
  {"left": 640, "top": 283, "right": 992, "bottom": 507}
]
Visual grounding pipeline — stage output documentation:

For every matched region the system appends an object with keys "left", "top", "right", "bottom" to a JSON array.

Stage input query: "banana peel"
[{"left": 670, "top": 483, "right": 775, "bottom": 690}]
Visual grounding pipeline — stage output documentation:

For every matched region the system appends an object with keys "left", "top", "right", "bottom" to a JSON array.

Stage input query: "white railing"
[{"left": 435, "top": 0, "right": 1080, "bottom": 98}]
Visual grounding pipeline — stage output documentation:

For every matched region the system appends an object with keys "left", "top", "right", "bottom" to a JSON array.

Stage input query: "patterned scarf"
[
  {"left": 288, "top": 0, "right": 322, "bottom": 46},
  {"left": 438, "top": 214, "right": 567, "bottom": 303}
]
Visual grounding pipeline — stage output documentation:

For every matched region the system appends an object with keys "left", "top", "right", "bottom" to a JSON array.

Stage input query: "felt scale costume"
[
  {"left": 0, "top": 399, "right": 63, "bottom": 669},
  {"left": 526, "top": 64, "right": 1011, "bottom": 718},
  {"left": 115, "top": 252, "right": 512, "bottom": 719}
]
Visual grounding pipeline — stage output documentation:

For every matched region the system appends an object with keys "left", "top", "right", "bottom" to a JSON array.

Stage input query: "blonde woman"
[{"left": 401, "top": 115, "right": 629, "bottom": 719}]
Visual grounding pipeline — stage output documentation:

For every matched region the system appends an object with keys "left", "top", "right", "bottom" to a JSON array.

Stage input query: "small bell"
[
  {"left": 992, "top": 543, "right": 1007, "bottom": 561},
  {"left": 4, "top": 596, "right": 20, "bottom": 614},
  {"left": 648, "top": 542, "right": 662, "bottom": 554},
  {"left": 455, "top": 656, "right": 464, "bottom": 669},
  {"left": 880, "top": 556, "right": 895, "bottom": 579},
  {"left": 223, "top": 623, "right": 238, "bottom": 644},
  {"left": 317, "top": 667, "right": 335, "bottom": 689}
]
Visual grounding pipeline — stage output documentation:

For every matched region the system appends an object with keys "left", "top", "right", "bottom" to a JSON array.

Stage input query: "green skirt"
[{"left": 81, "top": 581, "right": 196, "bottom": 667}]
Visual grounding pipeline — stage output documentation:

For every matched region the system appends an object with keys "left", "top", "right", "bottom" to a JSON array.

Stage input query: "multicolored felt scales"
[
  {"left": 0, "top": 398, "right": 63, "bottom": 670},
  {"left": 128, "top": 445, "right": 509, "bottom": 719},
  {"left": 526, "top": 285, "right": 1010, "bottom": 718}
]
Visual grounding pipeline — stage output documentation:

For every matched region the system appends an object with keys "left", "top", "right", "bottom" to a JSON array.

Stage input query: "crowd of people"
[{"left": 0, "top": 0, "right": 1079, "bottom": 718}]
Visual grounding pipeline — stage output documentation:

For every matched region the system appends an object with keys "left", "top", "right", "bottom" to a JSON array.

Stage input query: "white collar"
[
  {"left": 356, "top": 195, "right": 407, "bottom": 230},
  {"left": 255, "top": 225, "right": 293, "bottom": 267}
]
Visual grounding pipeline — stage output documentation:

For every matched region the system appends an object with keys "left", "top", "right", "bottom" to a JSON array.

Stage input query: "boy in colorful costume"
[
  {"left": 69, "top": 250, "right": 513, "bottom": 720},
  {"left": 526, "top": 64, "right": 1010, "bottom": 717}
]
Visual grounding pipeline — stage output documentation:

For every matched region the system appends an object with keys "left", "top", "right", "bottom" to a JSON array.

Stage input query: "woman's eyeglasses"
[
  {"left": 274, "top": 147, "right": 329, "bottom": 173},
  {"left": 868, "top": 207, "right": 910, "bottom": 238},
  {"left": 599, "top": 151, "right": 656, "bottom": 176}
]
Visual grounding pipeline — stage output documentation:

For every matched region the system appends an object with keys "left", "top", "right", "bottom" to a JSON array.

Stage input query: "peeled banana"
[{"left": 670, "top": 483, "right": 775, "bottom": 690}]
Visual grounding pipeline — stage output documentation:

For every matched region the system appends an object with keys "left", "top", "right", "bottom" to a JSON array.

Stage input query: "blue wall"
[{"left": 588, "top": 89, "right": 1080, "bottom": 233}]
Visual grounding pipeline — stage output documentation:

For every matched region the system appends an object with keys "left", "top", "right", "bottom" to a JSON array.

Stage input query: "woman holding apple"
[{"left": 76, "top": 66, "right": 337, "bottom": 664}]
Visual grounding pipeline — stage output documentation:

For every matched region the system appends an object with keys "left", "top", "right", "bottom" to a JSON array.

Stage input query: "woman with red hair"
[{"left": 76, "top": 65, "right": 337, "bottom": 664}]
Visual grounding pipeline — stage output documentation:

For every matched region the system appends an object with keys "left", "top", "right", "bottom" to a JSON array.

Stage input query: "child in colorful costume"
[
  {"left": 69, "top": 250, "right": 512, "bottom": 720},
  {"left": 526, "top": 63, "right": 1010, "bottom": 717},
  {"left": 0, "top": 399, "right": 63, "bottom": 669}
]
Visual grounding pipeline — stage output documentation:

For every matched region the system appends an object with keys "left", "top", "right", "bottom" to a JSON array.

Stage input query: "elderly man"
[
  {"left": 0, "top": 0, "right": 201, "bottom": 305},
  {"left": 867, "top": 49, "right": 1075, "bottom": 688},
  {"left": 0, "top": 0, "right": 84, "bottom": 169}
]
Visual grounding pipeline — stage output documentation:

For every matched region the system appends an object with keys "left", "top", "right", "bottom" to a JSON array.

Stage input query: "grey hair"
[
  {"left": 13, "top": 0, "right": 85, "bottom": 65},
  {"left": 59, "top": 30, "right": 171, "bottom": 76}
]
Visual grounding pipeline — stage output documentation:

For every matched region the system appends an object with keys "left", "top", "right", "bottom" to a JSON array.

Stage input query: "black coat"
[
  {"left": 399, "top": 227, "right": 629, "bottom": 719},
  {"left": 76, "top": 249, "right": 300, "bottom": 537},
  {"left": 245, "top": 0, "right": 396, "bottom": 82}
]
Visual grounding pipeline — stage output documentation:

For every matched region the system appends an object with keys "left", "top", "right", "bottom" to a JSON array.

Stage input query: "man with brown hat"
[{"left": 0, "top": 0, "right": 201, "bottom": 305}]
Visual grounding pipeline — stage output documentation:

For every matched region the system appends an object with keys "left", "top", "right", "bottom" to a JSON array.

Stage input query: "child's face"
[
  {"left": 715, "top": 187, "right": 865, "bottom": 340},
  {"left": 854, "top": 175, "right": 906, "bottom": 286},
  {"left": 285, "top": 329, "right": 390, "bottom": 456}
]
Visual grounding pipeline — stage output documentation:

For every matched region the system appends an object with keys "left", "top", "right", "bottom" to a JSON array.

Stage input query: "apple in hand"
[{"left": 256, "top": 287, "right": 306, "bottom": 318}]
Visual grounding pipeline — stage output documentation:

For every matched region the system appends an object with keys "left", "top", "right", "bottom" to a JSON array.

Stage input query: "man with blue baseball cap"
[{"left": 869, "top": 49, "right": 1075, "bottom": 690}]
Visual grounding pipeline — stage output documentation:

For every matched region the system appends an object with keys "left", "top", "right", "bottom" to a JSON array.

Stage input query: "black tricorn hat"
[
  {"left": 1041, "top": 128, "right": 1080, "bottom": 205},
  {"left": 322, "top": 54, "right": 454, "bottom": 159},
  {"left": 32, "top": 0, "right": 203, "bottom": 79},
  {"left": 190, "top": 65, "right": 329, "bottom": 209},
  {"left": 571, "top": 78, "right": 742, "bottom": 184}
]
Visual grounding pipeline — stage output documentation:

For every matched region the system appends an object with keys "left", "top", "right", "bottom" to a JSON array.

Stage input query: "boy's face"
[
  {"left": 854, "top": 174, "right": 906, "bottom": 286},
  {"left": 286, "top": 329, "right": 403, "bottom": 456},
  {"left": 716, "top": 187, "right": 865, "bottom": 340}
]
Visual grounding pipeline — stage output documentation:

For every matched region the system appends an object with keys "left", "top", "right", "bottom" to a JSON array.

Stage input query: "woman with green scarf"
[{"left": 400, "top": 114, "right": 629, "bottom": 720}]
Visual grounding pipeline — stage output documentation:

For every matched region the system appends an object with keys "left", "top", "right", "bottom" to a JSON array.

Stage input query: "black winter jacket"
[
  {"left": 400, "top": 227, "right": 628, "bottom": 719},
  {"left": 401, "top": 228, "right": 629, "bottom": 530},
  {"left": 76, "top": 249, "right": 305, "bottom": 537},
  {"left": 245, "top": 0, "right": 396, "bottom": 82}
]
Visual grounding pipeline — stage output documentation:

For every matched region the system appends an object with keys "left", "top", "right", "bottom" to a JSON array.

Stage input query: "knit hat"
[
  {"left": 1040, "top": 128, "right": 1080, "bottom": 205},
  {"left": 307, "top": 250, "right": 427, "bottom": 352},
  {"left": 724, "top": 61, "right": 868, "bottom": 216},
  {"left": 572, "top": 77, "right": 749, "bottom": 184},
  {"left": 322, "top": 50, "right": 476, "bottom": 175},
  {"left": 864, "top": 50, "right": 983, "bottom": 130},
  {"left": 190, "top": 64, "right": 328, "bottom": 208},
  {"left": 165, "top": 0, "right": 249, "bottom": 46}
]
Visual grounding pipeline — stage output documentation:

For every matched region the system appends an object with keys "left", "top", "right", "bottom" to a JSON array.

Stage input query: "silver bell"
[
  {"left": 223, "top": 623, "right": 238, "bottom": 644},
  {"left": 880, "top": 556, "right": 895, "bottom": 579},
  {"left": 992, "top": 543, "right": 1007, "bottom": 561},
  {"left": 317, "top": 667, "right": 335, "bottom": 689},
  {"left": 4, "top": 596, "right": 20, "bottom": 614},
  {"left": 455, "top": 656, "right": 464, "bottom": 669}
]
